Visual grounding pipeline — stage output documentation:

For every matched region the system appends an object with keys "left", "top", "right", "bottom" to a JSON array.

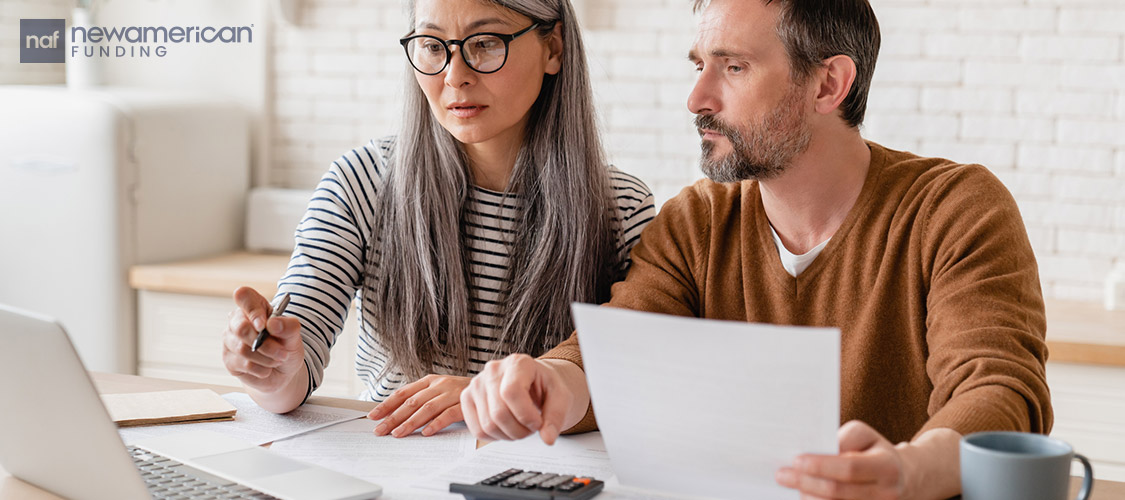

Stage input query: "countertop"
[{"left": 130, "top": 252, "right": 1125, "bottom": 367}]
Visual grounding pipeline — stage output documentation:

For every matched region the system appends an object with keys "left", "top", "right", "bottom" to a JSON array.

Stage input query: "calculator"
[{"left": 449, "top": 468, "right": 605, "bottom": 499}]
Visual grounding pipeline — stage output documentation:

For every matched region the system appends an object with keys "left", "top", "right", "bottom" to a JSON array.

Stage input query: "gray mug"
[{"left": 961, "top": 431, "right": 1093, "bottom": 500}]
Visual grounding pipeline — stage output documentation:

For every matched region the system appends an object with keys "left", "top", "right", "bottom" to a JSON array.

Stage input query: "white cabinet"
[
  {"left": 130, "top": 253, "right": 366, "bottom": 400},
  {"left": 136, "top": 290, "right": 365, "bottom": 399},
  {"left": 1046, "top": 361, "right": 1125, "bottom": 482}
]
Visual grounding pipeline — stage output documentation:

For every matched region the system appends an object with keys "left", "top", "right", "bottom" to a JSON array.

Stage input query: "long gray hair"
[{"left": 369, "top": 0, "right": 617, "bottom": 380}]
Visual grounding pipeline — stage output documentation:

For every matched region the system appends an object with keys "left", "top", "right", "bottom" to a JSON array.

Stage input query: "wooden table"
[{"left": 3, "top": 373, "right": 1123, "bottom": 499}]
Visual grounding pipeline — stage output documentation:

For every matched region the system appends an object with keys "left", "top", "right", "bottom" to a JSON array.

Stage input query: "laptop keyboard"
[{"left": 128, "top": 445, "right": 279, "bottom": 500}]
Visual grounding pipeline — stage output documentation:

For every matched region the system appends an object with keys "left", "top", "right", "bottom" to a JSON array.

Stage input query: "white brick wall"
[{"left": 268, "top": 0, "right": 1125, "bottom": 303}]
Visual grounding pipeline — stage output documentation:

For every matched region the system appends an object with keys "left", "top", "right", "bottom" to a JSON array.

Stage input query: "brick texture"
[{"left": 261, "top": 0, "right": 1124, "bottom": 302}]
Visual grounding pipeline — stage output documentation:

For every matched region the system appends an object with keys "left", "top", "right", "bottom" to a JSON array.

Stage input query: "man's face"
[{"left": 687, "top": 0, "right": 813, "bottom": 183}]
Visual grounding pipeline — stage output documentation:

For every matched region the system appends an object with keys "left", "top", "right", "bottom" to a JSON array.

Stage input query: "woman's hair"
[{"left": 369, "top": 0, "right": 617, "bottom": 380}]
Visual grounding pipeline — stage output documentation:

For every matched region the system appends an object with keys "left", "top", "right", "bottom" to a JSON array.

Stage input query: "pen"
[{"left": 251, "top": 293, "right": 290, "bottom": 352}]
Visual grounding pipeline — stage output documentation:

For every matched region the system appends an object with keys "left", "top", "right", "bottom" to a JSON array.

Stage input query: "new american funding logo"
[{"left": 19, "top": 18, "right": 253, "bottom": 63}]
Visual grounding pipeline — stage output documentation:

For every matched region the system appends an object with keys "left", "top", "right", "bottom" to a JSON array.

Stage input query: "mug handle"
[{"left": 1072, "top": 453, "right": 1094, "bottom": 500}]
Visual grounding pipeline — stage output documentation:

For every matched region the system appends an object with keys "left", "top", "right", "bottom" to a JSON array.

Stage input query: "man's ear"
[
  {"left": 545, "top": 22, "right": 564, "bottom": 75},
  {"left": 813, "top": 55, "right": 857, "bottom": 117}
]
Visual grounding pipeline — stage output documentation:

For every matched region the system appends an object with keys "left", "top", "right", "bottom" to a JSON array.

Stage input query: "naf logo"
[{"left": 20, "top": 19, "right": 66, "bottom": 63}]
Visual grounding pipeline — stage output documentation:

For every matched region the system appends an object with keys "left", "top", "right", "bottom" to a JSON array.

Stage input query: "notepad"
[{"left": 101, "top": 389, "right": 237, "bottom": 427}]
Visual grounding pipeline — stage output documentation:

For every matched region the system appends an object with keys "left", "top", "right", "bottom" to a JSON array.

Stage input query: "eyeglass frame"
[{"left": 399, "top": 22, "right": 552, "bottom": 76}]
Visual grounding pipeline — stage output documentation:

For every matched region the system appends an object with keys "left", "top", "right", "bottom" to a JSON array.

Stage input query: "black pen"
[{"left": 251, "top": 293, "right": 290, "bottom": 352}]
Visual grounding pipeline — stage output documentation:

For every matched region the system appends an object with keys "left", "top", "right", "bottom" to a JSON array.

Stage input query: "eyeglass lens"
[{"left": 407, "top": 34, "right": 507, "bottom": 74}]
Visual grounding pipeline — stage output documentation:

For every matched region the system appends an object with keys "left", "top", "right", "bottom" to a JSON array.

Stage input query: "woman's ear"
[{"left": 545, "top": 22, "right": 563, "bottom": 75}]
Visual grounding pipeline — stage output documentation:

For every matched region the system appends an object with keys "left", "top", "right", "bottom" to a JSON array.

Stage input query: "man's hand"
[
  {"left": 221, "top": 286, "right": 305, "bottom": 394},
  {"left": 460, "top": 354, "right": 582, "bottom": 445},
  {"left": 368, "top": 374, "right": 469, "bottom": 437},
  {"left": 775, "top": 421, "right": 962, "bottom": 500}
]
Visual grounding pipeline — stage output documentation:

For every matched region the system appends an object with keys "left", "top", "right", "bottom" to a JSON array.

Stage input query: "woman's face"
[{"left": 410, "top": 0, "right": 561, "bottom": 151}]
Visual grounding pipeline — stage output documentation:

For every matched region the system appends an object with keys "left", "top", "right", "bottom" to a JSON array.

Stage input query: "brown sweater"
[{"left": 543, "top": 142, "right": 1052, "bottom": 443}]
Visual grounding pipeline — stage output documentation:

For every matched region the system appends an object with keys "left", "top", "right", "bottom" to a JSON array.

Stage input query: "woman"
[{"left": 220, "top": 0, "right": 654, "bottom": 438}]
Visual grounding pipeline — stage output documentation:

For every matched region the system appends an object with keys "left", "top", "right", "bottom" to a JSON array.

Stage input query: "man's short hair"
[{"left": 693, "top": 0, "right": 881, "bottom": 128}]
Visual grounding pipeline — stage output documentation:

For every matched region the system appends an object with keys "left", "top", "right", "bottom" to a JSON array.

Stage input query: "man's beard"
[{"left": 695, "top": 84, "right": 812, "bottom": 183}]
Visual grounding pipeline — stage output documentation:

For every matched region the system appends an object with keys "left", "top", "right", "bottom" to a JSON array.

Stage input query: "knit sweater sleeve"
[
  {"left": 916, "top": 165, "right": 1052, "bottom": 437},
  {"left": 540, "top": 182, "right": 712, "bottom": 433}
]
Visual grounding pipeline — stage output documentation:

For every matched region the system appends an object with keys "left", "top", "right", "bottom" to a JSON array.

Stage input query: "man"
[{"left": 459, "top": 0, "right": 1052, "bottom": 498}]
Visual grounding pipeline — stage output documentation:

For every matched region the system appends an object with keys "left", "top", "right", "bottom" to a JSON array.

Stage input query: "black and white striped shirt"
[{"left": 278, "top": 138, "right": 655, "bottom": 402}]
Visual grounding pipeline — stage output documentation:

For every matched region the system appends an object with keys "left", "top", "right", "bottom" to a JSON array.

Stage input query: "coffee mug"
[{"left": 961, "top": 431, "right": 1093, "bottom": 500}]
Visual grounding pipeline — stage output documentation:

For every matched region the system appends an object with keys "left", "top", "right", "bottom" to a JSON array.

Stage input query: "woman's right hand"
[{"left": 222, "top": 286, "right": 305, "bottom": 394}]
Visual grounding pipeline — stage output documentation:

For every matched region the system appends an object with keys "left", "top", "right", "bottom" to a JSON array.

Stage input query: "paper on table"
[
  {"left": 572, "top": 304, "right": 840, "bottom": 500},
  {"left": 269, "top": 418, "right": 475, "bottom": 499},
  {"left": 427, "top": 431, "right": 615, "bottom": 490},
  {"left": 428, "top": 432, "right": 697, "bottom": 500},
  {"left": 118, "top": 392, "right": 365, "bottom": 446}
]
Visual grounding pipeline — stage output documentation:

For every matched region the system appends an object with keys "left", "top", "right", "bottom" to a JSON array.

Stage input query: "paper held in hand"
[{"left": 101, "top": 389, "right": 237, "bottom": 427}]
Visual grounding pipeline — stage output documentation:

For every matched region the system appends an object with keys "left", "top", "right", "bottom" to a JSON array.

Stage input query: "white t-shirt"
[{"left": 769, "top": 224, "right": 830, "bottom": 277}]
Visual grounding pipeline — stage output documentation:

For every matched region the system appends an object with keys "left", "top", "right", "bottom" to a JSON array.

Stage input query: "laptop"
[{"left": 0, "top": 303, "right": 382, "bottom": 500}]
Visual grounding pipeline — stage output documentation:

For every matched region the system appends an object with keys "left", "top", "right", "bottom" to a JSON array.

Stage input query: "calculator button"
[
  {"left": 556, "top": 482, "right": 581, "bottom": 492},
  {"left": 539, "top": 475, "right": 573, "bottom": 488},
  {"left": 501, "top": 471, "right": 538, "bottom": 487},
  {"left": 573, "top": 477, "right": 592, "bottom": 485}
]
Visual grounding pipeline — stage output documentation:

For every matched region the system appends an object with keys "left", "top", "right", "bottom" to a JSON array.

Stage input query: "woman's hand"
[
  {"left": 368, "top": 374, "right": 470, "bottom": 437},
  {"left": 221, "top": 286, "right": 305, "bottom": 395}
]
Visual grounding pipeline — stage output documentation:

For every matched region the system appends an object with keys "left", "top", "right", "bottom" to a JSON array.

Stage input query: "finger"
[
  {"left": 498, "top": 367, "right": 544, "bottom": 432},
  {"left": 486, "top": 384, "right": 535, "bottom": 441},
  {"left": 776, "top": 466, "right": 879, "bottom": 500},
  {"left": 837, "top": 420, "right": 882, "bottom": 453},
  {"left": 473, "top": 384, "right": 510, "bottom": 441},
  {"left": 536, "top": 373, "right": 572, "bottom": 446},
  {"left": 392, "top": 391, "right": 459, "bottom": 438},
  {"left": 371, "top": 378, "right": 429, "bottom": 421},
  {"left": 233, "top": 286, "right": 271, "bottom": 331},
  {"left": 422, "top": 404, "right": 463, "bottom": 437},
  {"left": 795, "top": 454, "right": 889, "bottom": 484},
  {"left": 223, "top": 333, "right": 285, "bottom": 369},
  {"left": 375, "top": 386, "right": 437, "bottom": 436},
  {"left": 461, "top": 386, "right": 484, "bottom": 439},
  {"left": 223, "top": 347, "right": 272, "bottom": 379},
  {"left": 228, "top": 311, "right": 258, "bottom": 345}
]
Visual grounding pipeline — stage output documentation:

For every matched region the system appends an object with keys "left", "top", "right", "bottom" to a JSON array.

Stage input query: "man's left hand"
[{"left": 775, "top": 420, "right": 906, "bottom": 500}]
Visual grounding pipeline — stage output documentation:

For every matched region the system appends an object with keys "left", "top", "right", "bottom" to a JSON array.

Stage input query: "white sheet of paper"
[
  {"left": 268, "top": 417, "right": 476, "bottom": 499},
  {"left": 428, "top": 432, "right": 705, "bottom": 500},
  {"left": 572, "top": 304, "right": 841, "bottom": 500},
  {"left": 118, "top": 392, "right": 366, "bottom": 446},
  {"left": 427, "top": 432, "right": 615, "bottom": 489}
]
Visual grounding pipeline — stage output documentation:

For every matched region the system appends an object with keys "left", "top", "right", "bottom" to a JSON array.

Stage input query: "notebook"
[
  {"left": 102, "top": 389, "right": 237, "bottom": 427},
  {"left": 0, "top": 303, "right": 382, "bottom": 500}
]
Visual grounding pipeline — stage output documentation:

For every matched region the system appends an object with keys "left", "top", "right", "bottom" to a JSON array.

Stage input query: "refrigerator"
[{"left": 0, "top": 86, "right": 250, "bottom": 373}]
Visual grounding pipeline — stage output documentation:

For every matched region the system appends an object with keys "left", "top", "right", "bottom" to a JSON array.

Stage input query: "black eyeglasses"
[{"left": 399, "top": 23, "right": 546, "bottom": 76}]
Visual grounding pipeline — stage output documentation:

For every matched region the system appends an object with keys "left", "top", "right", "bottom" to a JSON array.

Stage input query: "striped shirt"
[{"left": 277, "top": 137, "right": 655, "bottom": 402}]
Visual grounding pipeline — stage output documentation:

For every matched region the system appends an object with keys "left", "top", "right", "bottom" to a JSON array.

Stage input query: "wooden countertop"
[
  {"left": 130, "top": 252, "right": 1125, "bottom": 366},
  {"left": 129, "top": 251, "right": 289, "bottom": 299},
  {"left": 1045, "top": 299, "right": 1125, "bottom": 367}
]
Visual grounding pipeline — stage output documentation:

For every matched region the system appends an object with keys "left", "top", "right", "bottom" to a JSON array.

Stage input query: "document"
[
  {"left": 571, "top": 304, "right": 841, "bottom": 500},
  {"left": 118, "top": 392, "right": 366, "bottom": 445},
  {"left": 429, "top": 431, "right": 615, "bottom": 488},
  {"left": 429, "top": 432, "right": 698, "bottom": 500},
  {"left": 269, "top": 418, "right": 476, "bottom": 499}
]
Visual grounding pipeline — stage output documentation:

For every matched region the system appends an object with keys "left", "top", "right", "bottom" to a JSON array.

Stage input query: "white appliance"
[{"left": 0, "top": 86, "right": 249, "bottom": 373}]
